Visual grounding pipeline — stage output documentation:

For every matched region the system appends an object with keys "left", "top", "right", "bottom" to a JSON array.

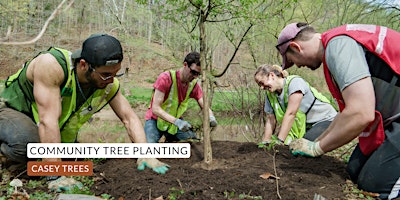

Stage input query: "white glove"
[
  {"left": 174, "top": 119, "right": 192, "bottom": 132},
  {"left": 210, "top": 115, "right": 218, "bottom": 127},
  {"left": 289, "top": 138, "right": 324, "bottom": 157}
]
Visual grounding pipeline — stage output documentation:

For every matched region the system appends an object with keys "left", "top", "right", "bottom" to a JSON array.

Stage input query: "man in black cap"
[{"left": 0, "top": 34, "right": 170, "bottom": 191}]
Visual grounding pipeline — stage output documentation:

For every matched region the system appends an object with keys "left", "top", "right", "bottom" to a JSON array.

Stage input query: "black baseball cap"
[{"left": 72, "top": 33, "right": 123, "bottom": 66}]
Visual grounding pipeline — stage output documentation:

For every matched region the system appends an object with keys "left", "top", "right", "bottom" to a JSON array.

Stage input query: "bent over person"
[
  {"left": 144, "top": 52, "right": 217, "bottom": 143},
  {"left": 254, "top": 64, "right": 337, "bottom": 145},
  {"left": 276, "top": 22, "right": 400, "bottom": 199},
  {"left": 0, "top": 34, "right": 169, "bottom": 192}
]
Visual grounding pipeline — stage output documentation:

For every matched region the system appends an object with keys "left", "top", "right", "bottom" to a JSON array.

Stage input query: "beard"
[
  {"left": 84, "top": 71, "right": 107, "bottom": 89},
  {"left": 308, "top": 61, "right": 323, "bottom": 71}
]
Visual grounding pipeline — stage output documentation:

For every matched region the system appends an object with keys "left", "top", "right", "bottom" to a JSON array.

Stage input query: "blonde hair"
[{"left": 254, "top": 64, "right": 289, "bottom": 78}]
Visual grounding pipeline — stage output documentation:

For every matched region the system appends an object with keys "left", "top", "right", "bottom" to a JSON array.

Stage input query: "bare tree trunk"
[{"left": 199, "top": 7, "right": 212, "bottom": 166}]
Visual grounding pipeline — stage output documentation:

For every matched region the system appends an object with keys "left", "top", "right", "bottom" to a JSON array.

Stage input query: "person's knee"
[
  {"left": 144, "top": 121, "right": 161, "bottom": 143},
  {"left": 346, "top": 145, "right": 366, "bottom": 184},
  {"left": 1, "top": 143, "right": 28, "bottom": 163},
  {"left": 176, "top": 131, "right": 197, "bottom": 141}
]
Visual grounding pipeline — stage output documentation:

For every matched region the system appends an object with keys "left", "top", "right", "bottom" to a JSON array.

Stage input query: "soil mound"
[{"left": 92, "top": 141, "right": 348, "bottom": 200}]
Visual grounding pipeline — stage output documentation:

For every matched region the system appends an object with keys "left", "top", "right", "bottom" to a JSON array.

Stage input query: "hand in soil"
[
  {"left": 289, "top": 138, "right": 324, "bottom": 157},
  {"left": 137, "top": 158, "right": 170, "bottom": 174},
  {"left": 47, "top": 176, "right": 83, "bottom": 192}
]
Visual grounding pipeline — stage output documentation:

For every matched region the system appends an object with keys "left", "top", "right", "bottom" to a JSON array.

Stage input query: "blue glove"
[
  {"left": 289, "top": 138, "right": 324, "bottom": 157},
  {"left": 174, "top": 119, "right": 192, "bottom": 132},
  {"left": 210, "top": 115, "right": 218, "bottom": 127},
  {"left": 47, "top": 176, "right": 83, "bottom": 192},
  {"left": 137, "top": 158, "right": 170, "bottom": 174}
]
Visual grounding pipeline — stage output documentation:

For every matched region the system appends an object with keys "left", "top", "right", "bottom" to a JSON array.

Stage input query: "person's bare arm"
[
  {"left": 28, "top": 53, "right": 64, "bottom": 162},
  {"left": 109, "top": 90, "right": 147, "bottom": 143},
  {"left": 196, "top": 97, "right": 214, "bottom": 118},
  {"left": 319, "top": 77, "right": 375, "bottom": 152},
  {"left": 277, "top": 92, "right": 303, "bottom": 141},
  {"left": 262, "top": 113, "right": 276, "bottom": 142},
  {"left": 110, "top": 90, "right": 170, "bottom": 172},
  {"left": 152, "top": 89, "right": 179, "bottom": 123}
]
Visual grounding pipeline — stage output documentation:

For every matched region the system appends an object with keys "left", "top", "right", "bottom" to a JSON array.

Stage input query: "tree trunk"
[{"left": 199, "top": 6, "right": 212, "bottom": 165}]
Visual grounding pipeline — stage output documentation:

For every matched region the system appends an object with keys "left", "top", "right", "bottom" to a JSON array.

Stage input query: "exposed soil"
[
  {"left": 91, "top": 141, "right": 349, "bottom": 200},
  {"left": 1, "top": 36, "right": 351, "bottom": 200}
]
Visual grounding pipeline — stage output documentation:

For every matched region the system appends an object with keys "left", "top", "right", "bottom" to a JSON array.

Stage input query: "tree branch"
[
  {"left": 213, "top": 23, "right": 254, "bottom": 78},
  {"left": 0, "top": 0, "right": 72, "bottom": 45}
]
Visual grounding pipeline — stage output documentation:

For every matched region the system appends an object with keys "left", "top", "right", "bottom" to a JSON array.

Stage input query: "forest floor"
[
  {"left": 91, "top": 140, "right": 350, "bottom": 200},
  {"left": 0, "top": 36, "right": 365, "bottom": 200},
  {"left": 83, "top": 106, "right": 355, "bottom": 200},
  {"left": 0, "top": 105, "right": 360, "bottom": 200}
]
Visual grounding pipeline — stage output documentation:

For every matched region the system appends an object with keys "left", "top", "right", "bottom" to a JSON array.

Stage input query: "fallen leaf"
[
  {"left": 360, "top": 191, "right": 380, "bottom": 197},
  {"left": 153, "top": 196, "right": 164, "bottom": 200},
  {"left": 260, "top": 172, "right": 280, "bottom": 180}
]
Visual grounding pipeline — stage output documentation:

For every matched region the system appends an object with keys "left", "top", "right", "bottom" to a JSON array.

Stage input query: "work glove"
[
  {"left": 257, "top": 137, "right": 284, "bottom": 148},
  {"left": 47, "top": 176, "right": 83, "bottom": 192},
  {"left": 289, "top": 138, "right": 324, "bottom": 157},
  {"left": 257, "top": 140, "right": 270, "bottom": 148},
  {"left": 174, "top": 119, "right": 192, "bottom": 132},
  {"left": 210, "top": 115, "right": 218, "bottom": 127},
  {"left": 137, "top": 158, "right": 170, "bottom": 174}
]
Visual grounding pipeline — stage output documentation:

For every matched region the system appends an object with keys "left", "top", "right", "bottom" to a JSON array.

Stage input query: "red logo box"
[{"left": 27, "top": 161, "right": 93, "bottom": 176}]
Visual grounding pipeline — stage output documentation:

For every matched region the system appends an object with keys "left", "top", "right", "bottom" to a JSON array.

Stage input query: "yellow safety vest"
[
  {"left": 157, "top": 70, "right": 197, "bottom": 134},
  {"left": 266, "top": 75, "right": 332, "bottom": 144}
]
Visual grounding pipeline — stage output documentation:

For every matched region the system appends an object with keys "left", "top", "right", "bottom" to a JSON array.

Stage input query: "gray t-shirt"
[
  {"left": 264, "top": 77, "right": 337, "bottom": 124},
  {"left": 325, "top": 35, "right": 400, "bottom": 122}
]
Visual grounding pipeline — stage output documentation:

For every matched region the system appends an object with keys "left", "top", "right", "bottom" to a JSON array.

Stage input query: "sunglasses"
[
  {"left": 189, "top": 67, "right": 201, "bottom": 76},
  {"left": 89, "top": 65, "right": 125, "bottom": 81},
  {"left": 275, "top": 24, "right": 309, "bottom": 52}
]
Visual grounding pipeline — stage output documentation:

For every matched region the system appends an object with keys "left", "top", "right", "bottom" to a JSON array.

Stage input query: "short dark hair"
[{"left": 184, "top": 52, "right": 200, "bottom": 67}]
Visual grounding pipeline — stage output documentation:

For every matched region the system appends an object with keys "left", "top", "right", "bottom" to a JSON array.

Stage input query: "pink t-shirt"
[{"left": 144, "top": 70, "right": 203, "bottom": 120}]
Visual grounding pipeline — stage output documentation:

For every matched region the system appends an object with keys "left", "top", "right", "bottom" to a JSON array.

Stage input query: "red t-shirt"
[{"left": 144, "top": 70, "right": 203, "bottom": 120}]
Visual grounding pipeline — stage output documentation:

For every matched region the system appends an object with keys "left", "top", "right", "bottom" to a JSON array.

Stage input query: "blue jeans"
[
  {"left": 144, "top": 119, "right": 197, "bottom": 143},
  {"left": 0, "top": 107, "right": 40, "bottom": 164}
]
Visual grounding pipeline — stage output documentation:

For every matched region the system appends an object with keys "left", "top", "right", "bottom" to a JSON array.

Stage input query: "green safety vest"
[
  {"left": 266, "top": 75, "right": 332, "bottom": 144},
  {"left": 1, "top": 47, "right": 119, "bottom": 143},
  {"left": 156, "top": 70, "right": 197, "bottom": 135}
]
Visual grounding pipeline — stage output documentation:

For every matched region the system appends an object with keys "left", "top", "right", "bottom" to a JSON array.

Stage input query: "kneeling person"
[{"left": 144, "top": 52, "right": 217, "bottom": 143}]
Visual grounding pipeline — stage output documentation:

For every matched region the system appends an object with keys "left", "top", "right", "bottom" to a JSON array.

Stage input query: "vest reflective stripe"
[
  {"left": 60, "top": 82, "right": 119, "bottom": 142},
  {"left": 321, "top": 24, "right": 400, "bottom": 155},
  {"left": 267, "top": 76, "right": 306, "bottom": 144},
  {"left": 267, "top": 75, "right": 333, "bottom": 144},
  {"left": 157, "top": 70, "right": 197, "bottom": 135}
]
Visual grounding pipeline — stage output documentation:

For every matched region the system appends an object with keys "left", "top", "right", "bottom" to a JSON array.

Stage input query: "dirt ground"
[
  {"left": 91, "top": 141, "right": 349, "bottom": 200},
  {"left": 0, "top": 38, "right": 352, "bottom": 200}
]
